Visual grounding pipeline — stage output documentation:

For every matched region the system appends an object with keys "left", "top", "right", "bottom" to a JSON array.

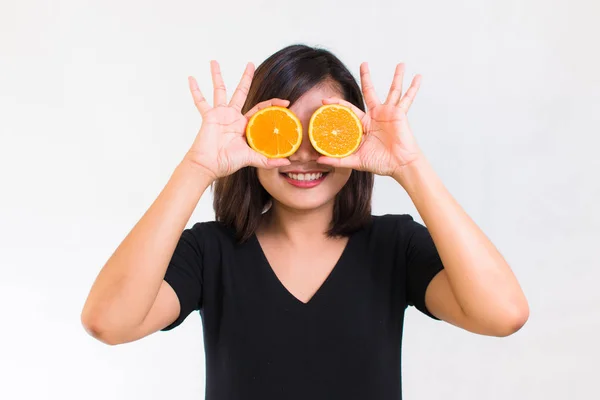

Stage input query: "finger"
[
  {"left": 321, "top": 97, "right": 366, "bottom": 120},
  {"left": 248, "top": 152, "right": 291, "bottom": 169},
  {"left": 360, "top": 62, "right": 381, "bottom": 111},
  {"left": 398, "top": 74, "right": 422, "bottom": 113},
  {"left": 384, "top": 63, "right": 405, "bottom": 106},
  {"left": 316, "top": 153, "right": 361, "bottom": 170},
  {"left": 229, "top": 62, "right": 255, "bottom": 112},
  {"left": 210, "top": 60, "right": 227, "bottom": 107},
  {"left": 244, "top": 98, "right": 290, "bottom": 119},
  {"left": 188, "top": 76, "right": 211, "bottom": 115}
]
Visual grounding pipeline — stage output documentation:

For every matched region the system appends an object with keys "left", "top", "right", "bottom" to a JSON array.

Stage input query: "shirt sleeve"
[
  {"left": 161, "top": 223, "right": 204, "bottom": 331},
  {"left": 402, "top": 216, "right": 445, "bottom": 320}
]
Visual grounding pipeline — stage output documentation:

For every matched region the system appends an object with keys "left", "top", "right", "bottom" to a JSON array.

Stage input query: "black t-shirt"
[{"left": 162, "top": 214, "right": 444, "bottom": 400}]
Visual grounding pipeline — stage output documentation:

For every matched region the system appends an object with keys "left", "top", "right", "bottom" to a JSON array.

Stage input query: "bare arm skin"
[
  {"left": 81, "top": 162, "right": 213, "bottom": 345},
  {"left": 81, "top": 61, "right": 291, "bottom": 345},
  {"left": 395, "top": 158, "right": 529, "bottom": 337},
  {"left": 317, "top": 62, "right": 529, "bottom": 336}
]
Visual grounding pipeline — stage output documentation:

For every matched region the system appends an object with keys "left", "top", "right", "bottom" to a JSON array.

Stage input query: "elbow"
[
  {"left": 80, "top": 308, "right": 125, "bottom": 346},
  {"left": 491, "top": 301, "right": 530, "bottom": 337}
]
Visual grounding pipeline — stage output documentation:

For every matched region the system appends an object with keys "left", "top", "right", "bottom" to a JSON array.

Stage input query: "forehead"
[{"left": 289, "top": 83, "right": 343, "bottom": 117}]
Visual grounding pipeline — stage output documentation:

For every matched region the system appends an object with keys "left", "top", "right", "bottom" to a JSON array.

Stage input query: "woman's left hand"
[{"left": 317, "top": 63, "right": 424, "bottom": 177}]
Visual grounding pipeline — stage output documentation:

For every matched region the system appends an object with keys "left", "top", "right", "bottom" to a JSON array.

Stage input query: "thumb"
[
  {"left": 317, "top": 154, "right": 361, "bottom": 170},
  {"left": 248, "top": 151, "right": 291, "bottom": 169}
]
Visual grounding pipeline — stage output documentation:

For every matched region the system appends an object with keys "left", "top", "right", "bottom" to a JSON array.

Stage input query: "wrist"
[
  {"left": 178, "top": 158, "right": 217, "bottom": 187},
  {"left": 392, "top": 156, "right": 434, "bottom": 195}
]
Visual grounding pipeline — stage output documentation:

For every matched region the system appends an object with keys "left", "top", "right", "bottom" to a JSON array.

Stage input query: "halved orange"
[
  {"left": 308, "top": 104, "right": 363, "bottom": 158},
  {"left": 246, "top": 106, "right": 303, "bottom": 158}
]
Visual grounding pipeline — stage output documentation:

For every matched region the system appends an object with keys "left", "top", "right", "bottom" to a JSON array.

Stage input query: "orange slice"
[
  {"left": 246, "top": 106, "right": 303, "bottom": 158},
  {"left": 308, "top": 104, "right": 363, "bottom": 158}
]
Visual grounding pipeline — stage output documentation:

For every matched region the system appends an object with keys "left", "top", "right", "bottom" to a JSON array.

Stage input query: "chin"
[
  {"left": 275, "top": 192, "right": 335, "bottom": 212},
  {"left": 257, "top": 168, "right": 352, "bottom": 212}
]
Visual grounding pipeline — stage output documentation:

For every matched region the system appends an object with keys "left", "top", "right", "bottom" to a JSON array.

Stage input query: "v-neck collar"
[{"left": 251, "top": 231, "right": 356, "bottom": 308}]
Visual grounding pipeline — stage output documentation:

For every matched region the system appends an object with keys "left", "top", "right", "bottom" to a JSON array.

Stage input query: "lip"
[
  {"left": 280, "top": 170, "right": 330, "bottom": 174},
  {"left": 280, "top": 171, "right": 329, "bottom": 188}
]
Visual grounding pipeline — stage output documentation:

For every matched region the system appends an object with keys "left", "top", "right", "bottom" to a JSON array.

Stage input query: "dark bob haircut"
[{"left": 213, "top": 44, "right": 374, "bottom": 242}]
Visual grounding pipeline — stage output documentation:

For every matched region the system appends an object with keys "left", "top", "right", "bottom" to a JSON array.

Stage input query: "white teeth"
[{"left": 286, "top": 172, "right": 324, "bottom": 181}]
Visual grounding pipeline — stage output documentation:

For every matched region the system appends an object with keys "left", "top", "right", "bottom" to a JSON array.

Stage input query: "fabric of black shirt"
[{"left": 161, "top": 213, "right": 444, "bottom": 400}]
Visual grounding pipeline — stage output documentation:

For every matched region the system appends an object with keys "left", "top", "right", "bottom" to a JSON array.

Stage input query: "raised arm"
[
  {"left": 398, "top": 157, "right": 529, "bottom": 336},
  {"left": 80, "top": 161, "right": 213, "bottom": 345},
  {"left": 316, "top": 62, "right": 529, "bottom": 336},
  {"left": 81, "top": 61, "right": 291, "bottom": 345}
]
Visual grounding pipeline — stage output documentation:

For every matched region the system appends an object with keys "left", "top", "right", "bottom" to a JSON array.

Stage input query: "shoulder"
[
  {"left": 361, "top": 214, "right": 431, "bottom": 252},
  {"left": 353, "top": 214, "right": 418, "bottom": 253},
  {"left": 183, "top": 220, "right": 238, "bottom": 252},
  {"left": 367, "top": 213, "right": 422, "bottom": 236},
  {"left": 369, "top": 213, "right": 416, "bottom": 227}
]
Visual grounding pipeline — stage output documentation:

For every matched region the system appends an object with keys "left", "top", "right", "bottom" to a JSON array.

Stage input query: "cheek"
[
  {"left": 328, "top": 168, "right": 353, "bottom": 191},
  {"left": 256, "top": 168, "right": 279, "bottom": 189}
]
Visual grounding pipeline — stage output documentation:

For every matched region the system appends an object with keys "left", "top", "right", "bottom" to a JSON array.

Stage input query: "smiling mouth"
[{"left": 280, "top": 172, "right": 329, "bottom": 182}]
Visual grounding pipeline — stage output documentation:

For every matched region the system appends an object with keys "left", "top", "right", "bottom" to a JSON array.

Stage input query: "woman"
[{"left": 81, "top": 44, "right": 529, "bottom": 399}]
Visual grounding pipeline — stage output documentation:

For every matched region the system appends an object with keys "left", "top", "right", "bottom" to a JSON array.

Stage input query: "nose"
[{"left": 288, "top": 129, "right": 319, "bottom": 163}]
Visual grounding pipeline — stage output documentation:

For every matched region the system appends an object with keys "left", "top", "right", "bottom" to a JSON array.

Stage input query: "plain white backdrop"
[{"left": 1, "top": 0, "right": 599, "bottom": 398}]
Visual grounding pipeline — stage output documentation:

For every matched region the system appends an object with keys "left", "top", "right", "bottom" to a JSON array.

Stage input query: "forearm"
[
  {"left": 394, "top": 157, "right": 528, "bottom": 327},
  {"left": 81, "top": 159, "right": 213, "bottom": 332}
]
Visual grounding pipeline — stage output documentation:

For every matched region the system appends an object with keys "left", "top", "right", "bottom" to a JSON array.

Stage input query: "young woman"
[{"left": 81, "top": 44, "right": 529, "bottom": 399}]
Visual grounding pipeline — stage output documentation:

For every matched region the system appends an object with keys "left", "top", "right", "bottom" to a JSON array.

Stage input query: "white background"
[{"left": 1, "top": 0, "right": 599, "bottom": 399}]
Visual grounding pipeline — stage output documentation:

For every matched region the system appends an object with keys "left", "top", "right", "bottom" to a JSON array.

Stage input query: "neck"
[{"left": 261, "top": 200, "right": 334, "bottom": 243}]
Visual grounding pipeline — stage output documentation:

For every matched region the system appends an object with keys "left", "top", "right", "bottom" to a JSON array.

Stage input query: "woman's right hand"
[{"left": 183, "top": 60, "right": 291, "bottom": 180}]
